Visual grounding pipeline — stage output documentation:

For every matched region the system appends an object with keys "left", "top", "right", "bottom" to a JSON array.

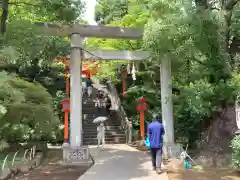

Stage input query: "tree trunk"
[
  {"left": 222, "top": 0, "right": 239, "bottom": 68},
  {"left": 1, "top": 0, "right": 9, "bottom": 34}
]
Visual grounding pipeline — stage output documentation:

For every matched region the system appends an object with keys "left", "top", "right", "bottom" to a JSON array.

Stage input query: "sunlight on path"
[{"left": 78, "top": 144, "right": 169, "bottom": 180}]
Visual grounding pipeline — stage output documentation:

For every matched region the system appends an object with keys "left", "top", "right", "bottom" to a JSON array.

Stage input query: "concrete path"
[{"left": 78, "top": 144, "right": 169, "bottom": 180}]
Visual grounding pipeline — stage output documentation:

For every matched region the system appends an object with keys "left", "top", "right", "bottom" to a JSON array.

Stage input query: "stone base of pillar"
[
  {"left": 62, "top": 142, "right": 70, "bottom": 161},
  {"left": 60, "top": 143, "right": 93, "bottom": 166},
  {"left": 235, "top": 129, "right": 240, "bottom": 135},
  {"left": 163, "top": 143, "right": 182, "bottom": 159}
]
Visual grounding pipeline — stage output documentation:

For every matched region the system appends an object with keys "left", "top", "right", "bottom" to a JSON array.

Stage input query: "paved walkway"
[{"left": 78, "top": 144, "right": 169, "bottom": 180}]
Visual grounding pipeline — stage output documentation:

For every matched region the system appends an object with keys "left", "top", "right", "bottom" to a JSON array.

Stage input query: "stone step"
[
  {"left": 82, "top": 109, "right": 108, "bottom": 114},
  {"left": 82, "top": 113, "right": 110, "bottom": 117},
  {"left": 82, "top": 108, "right": 107, "bottom": 111},
  {"left": 82, "top": 125, "right": 121, "bottom": 128},
  {"left": 83, "top": 121, "right": 121, "bottom": 125},
  {"left": 83, "top": 137, "right": 125, "bottom": 145},
  {"left": 82, "top": 125, "right": 121, "bottom": 130},
  {"left": 83, "top": 131, "right": 125, "bottom": 136},
  {"left": 82, "top": 127, "right": 122, "bottom": 131},
  {"left": 83, "top": 132, "right": 123, "bottom": 137},
  {"left": 83, "top": 129, "right": 122, "bottom": 133},
  {"left": 83, "top": 133, "right": 125, "bottom": 139},
  {"left": 83, "top": 129, "right": 123, "bottom": 134},
  {"left": 81, "top": 85, "right": 125, "bottom": 146},
  {"left": 82, "top": 104, "right": 98, "bottom": 107},
  {"left": 83, "top": 125, "right": 122, "bottom": 129}
]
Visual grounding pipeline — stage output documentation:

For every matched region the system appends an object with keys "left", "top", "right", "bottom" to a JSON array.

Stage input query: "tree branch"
[
  {"left": 224, "top": 0, "right": 239, "bottom": 10},
  {"left": 210, "top": 7, "right": 220, "bottom": 10},
  {"left": 192, "top": 57, "right": 207, "bottom": 66},
  {"left": 0, "top": 1, "right": 37, "bottom": 6},
  {"left": 8, "top": 1, "right": 37, "bottom": 6},
  {"left": 1, "top": 0, "right": 9, "bottom": 34}
]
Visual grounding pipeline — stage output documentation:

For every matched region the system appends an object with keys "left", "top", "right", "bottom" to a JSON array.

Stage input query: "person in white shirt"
[
  {"left": 86, "top": 77, "right": 93, "bottom": 98},
  {"left": 97, "top": 122, "right": 105, "bottom": 150},
  {"left": 82, "top": 81, "right": 86, "bottom": 96}
]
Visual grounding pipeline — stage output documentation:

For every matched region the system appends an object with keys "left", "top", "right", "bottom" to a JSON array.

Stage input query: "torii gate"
[{"left": 36, "top": 22, "right": 174, "bottom": 150}]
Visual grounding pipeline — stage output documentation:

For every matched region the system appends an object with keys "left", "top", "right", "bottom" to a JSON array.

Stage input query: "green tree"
[
  {"left": 0, "top": 71, "right": 60, "bottom": 142},
  {"left": 0, "top": 0, "right": 85, "bottom": 144},
  {"left": 90, "top": 0, "right": 240, "bottom": 150},
  {"left": 0, "top": 0, "right": 85, "bottom": 34},
  {"left": 95, "top": 0, "right": 128, "bottom": 24}
]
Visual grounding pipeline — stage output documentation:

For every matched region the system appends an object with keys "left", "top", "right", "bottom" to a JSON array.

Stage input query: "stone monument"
[{"left": 62, "top": 137, "right": 91, "bottom": 165}]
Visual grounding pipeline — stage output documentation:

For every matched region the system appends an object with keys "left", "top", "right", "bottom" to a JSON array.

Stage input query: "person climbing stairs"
[{"left": 82, "top": 86, "right": 126, "bottom": 145}]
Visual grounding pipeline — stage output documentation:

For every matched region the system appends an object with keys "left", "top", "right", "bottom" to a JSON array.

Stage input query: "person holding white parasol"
[{"left": 93, "top": 116, "right": 108, "bottom": 151}]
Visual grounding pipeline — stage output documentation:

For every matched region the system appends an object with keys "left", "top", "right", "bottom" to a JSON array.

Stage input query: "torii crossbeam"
[
  {"left": 36, "top": 22, "right": 174, "bottom": 153},
  {"left": 35, "top": 22, "right": 143, "bottom": 39},
  {"left": 68, "top": 49, "right": 150, "bottom": 61}
]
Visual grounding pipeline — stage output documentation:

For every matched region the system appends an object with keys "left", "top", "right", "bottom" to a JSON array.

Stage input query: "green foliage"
[
  {"left": 0, "top": 0, "right": 83, "bottom": 144},
  {"left": 0, "top": 71, "right": 60, "bottom": 142},
  {"left": 95, "top": 0, "right": 128, "bottom": 24},
  {"left": 231, "top": 135, "right": 240, "bottom": 170},
  {"left": 89, "top": 0, "right": 240, "bottom": 151},
  {"left": 1, "top": 20, "right": 70, "bottom": 65},
  {"left": 7, "top": 0, "right": 85, "bottom": 23}
]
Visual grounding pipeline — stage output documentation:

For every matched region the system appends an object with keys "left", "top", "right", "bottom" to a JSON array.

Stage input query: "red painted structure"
[
  {"left": 55, "top": 56, "right": 99, "bottom": 141},
  {"left": 136, "top": 97, "right": 148, "bottom": 138}
]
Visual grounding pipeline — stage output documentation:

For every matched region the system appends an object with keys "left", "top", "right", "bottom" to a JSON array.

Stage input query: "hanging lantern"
[
  {"left": 131, "top": 63, "right": 136, "bottom": 81},
  {"left": 127, "top": 63, "right": 131, "bottom": 74},
  {"left": 121, "top": 65, "right": 128, "bottom": 98}
]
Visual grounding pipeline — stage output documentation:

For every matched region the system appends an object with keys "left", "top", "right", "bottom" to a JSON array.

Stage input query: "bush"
[
  {"left": 231, "top": 135, "right": 240, "bottom": 171},
  {"left": 0, "top": 71, "right": 61, "bottom": 142}
]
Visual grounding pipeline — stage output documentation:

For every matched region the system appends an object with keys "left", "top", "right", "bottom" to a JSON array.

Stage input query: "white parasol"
[{"left": 93, "top": 116, "right": 108, "bottom": 124}]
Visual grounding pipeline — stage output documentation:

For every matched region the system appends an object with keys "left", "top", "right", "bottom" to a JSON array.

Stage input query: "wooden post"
[
  {"left": 140, "top": 110, "right": 145, "bottom": 138},
  {"left": 121, "top": 66, "right": 127, "bottom": 98},
  {"left": 136, "top": 98, "right": 147, "bottom": 140},
  {"left": 61, "top": 98, "right": 70, "bottom": 143},
  {"left": 66, "top": 78, "right": 70, "bottom": 95},
  {"left": 122, "top": 77, "right": 126, "bottom": 97},
  {"left": 64, "top": 111, "right": 69, "bottom": 141}
]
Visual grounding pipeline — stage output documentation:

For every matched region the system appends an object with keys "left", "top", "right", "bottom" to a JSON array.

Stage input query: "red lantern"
[
  {"left": 139, "top": 97, "right": 146, "bottom": 103},
  {"left": 61, "top": 98, "right": 70, "bottom": 112},
  {"left": 136, "top": 98, "right": 148, "bottom": 111},
  {"left": 65, "top": 67, "right": 70, "bottom": 74}
]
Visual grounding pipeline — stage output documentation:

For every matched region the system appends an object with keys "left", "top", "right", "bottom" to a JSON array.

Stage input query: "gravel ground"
[
  {"left": 8, "top": 148, "right": 93, "bottom": 180},
  {"left": 8, "top": 164, "right": 92, "bottom": 180},
  {"left": 166, "top": 159, "right": 240, "bottom": 180}
]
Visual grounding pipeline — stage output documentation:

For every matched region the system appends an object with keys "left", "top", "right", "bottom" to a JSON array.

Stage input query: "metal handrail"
[{"left": 105, "top": 81, "right": 128, "bottom": 132}]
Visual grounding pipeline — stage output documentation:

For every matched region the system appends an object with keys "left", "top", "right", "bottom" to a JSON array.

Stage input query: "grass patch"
[{"left": 0, "top": 150, "right": 26, "bottom": 169}]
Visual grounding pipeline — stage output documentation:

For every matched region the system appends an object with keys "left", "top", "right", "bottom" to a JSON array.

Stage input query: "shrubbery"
[
  {"left": 231, "top": 135, "right": 240, "bottom": 171},
  {"left": 0, "top": 71, "right": 61, "bottom": 143}
]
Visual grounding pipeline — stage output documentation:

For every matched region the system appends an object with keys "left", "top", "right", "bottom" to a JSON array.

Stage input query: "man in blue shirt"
[{"left": 147, "top": 117, "right": 165, "bottom": 174}]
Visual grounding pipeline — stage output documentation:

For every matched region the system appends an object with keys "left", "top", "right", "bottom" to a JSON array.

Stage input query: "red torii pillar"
[{"left": 136, "top": 97, "right": 148, "bottom": 139}]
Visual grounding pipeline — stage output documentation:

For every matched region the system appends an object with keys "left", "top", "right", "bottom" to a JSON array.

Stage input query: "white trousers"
[
  {"left": 87, "top": 86, "right": 93, "bottom": 97},
  {"left": 82, "top": 82, "right": 86, "bottom": 96},
  {"left": 97, "top": 135, "right": 105, "bottom": 149}
]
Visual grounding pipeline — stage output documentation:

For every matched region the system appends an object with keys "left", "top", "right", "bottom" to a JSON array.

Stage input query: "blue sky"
[{"left": 83, "top": 0, "right": 97, "bottom": 25}]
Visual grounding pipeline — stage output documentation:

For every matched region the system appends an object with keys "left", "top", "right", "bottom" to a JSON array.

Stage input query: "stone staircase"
[{"left": 82, "top": 87, "right": 126, "bottom": 145}]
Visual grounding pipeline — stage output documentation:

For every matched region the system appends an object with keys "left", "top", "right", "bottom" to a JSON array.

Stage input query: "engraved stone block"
[{"left": 63, "top": 145, "right": 90, "bottom": 163}]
